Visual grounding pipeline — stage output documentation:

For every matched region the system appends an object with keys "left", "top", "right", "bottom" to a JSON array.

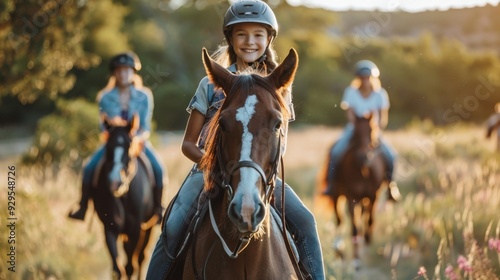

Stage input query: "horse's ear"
[
  {"left": 129, "top": 113, "right": 140, "bottom": 135},
  {"left": 202, "top": 48, "right": 233, "bottom": 96},
  {"left": 268, "top": 48, "right": 299, "bottom": 92}
]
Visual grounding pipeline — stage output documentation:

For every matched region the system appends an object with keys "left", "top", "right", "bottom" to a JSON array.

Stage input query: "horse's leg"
[
  {"left": 364, "top": 198, "right": 375, "bottom": 245},
  {"left": 346, "top": 199, "right": 360, "bottom": 261},
  {"left": 137, "top": 228, "right": 153, "bottom": 279},
  {"left": 332, "top": 194, "right": 347, "bottom": 259},
  {"left": 332, "top": 194, "right": 341, "bottom": 226},
  {"left": 104, "top": 229, "right": 124, "bottom": 279},
  {"left": 123, "top": 228, "right": 141, "bottom": 279}
]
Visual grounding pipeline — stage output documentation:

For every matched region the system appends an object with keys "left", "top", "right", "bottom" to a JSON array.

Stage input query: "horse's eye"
[{"left": 274, "top": 120, "right": 282, "bottom": 132}]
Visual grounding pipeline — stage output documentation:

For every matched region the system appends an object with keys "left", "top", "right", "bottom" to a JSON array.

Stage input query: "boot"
[
  {"left": 68, "top": 181, "right": 91, "bottom": 220},
  {"left": 385, "top": 160, "right": 401, "bottom": 202},
  {"left": 153, "top": 187, "right": 164, "bottom": 221},
  {"left": 387, "top": 181, "right": 401, "bottom": 202}
]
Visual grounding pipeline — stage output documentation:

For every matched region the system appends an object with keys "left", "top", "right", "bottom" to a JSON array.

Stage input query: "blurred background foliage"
[
  {"left": 20, "top": 98, "right": 100, "bottom": 173},
  {"left": 2, "top": 0, "right": 500, "bottom": 168}
]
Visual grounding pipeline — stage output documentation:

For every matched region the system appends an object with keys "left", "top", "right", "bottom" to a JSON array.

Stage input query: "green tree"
[{"left": 1, "top": 0, "right": 101, "bottom": 104}]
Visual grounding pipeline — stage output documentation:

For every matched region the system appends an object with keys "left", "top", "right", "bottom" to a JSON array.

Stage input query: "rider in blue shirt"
[
  {"left": 68, "top": 52, "right": 165, "bottom": 221},
  {"left": 323, "top": 60, "right": 401, "bottom": 201}
]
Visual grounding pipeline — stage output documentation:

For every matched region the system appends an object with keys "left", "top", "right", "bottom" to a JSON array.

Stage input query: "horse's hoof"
[
  {"left": 333, "top": 238, "right": 345, "bottom": 258},
  {"left": 352, "top": 258, "right": 362, "bottom": 271}
]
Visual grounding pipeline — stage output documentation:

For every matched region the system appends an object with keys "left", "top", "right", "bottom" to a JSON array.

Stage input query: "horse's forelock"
[{"left": 253, "top": 74, "right": 291, "bottom": 120}]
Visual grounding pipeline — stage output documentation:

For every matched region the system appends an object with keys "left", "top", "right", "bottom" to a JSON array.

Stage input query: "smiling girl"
[{"left": 146, "top": 1, "right": 325, "bottom": 279}]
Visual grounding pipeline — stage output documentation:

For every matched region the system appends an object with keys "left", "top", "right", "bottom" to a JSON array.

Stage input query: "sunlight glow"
[{"left": 287, "top": 0, "right": 500, "bottom": 12}]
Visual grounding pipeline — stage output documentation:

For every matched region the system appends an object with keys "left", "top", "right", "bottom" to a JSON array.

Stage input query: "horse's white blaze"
[
  {"left": 110, "top": 146, "right": 124, "bottom": 182},
  {"left": 236, "top": 95, "right": 257, "bottom": 160},
  {"left": 236, "top": 95, "right": 259, "bottom": 226}
]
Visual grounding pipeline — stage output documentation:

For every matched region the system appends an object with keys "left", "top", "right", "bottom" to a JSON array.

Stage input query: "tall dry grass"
[{"left": 1, "top": 123, "right": 500, "bottom": 280}]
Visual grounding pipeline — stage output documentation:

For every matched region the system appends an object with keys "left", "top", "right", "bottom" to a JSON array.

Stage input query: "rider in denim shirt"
[{"left": 68, "top": 51, "right": 165, "bottom": 221}]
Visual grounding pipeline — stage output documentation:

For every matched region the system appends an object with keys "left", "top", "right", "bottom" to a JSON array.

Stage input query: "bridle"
[
  {"left": 208, "top": 128, "right": 283, "bottom": 258},
  {"left": 197, "top": 123, "right": 306, "bottom": 279}
]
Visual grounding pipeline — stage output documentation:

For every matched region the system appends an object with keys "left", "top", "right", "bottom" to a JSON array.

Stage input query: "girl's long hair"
[{"left": 96, "top": 73, "right": 150, "bottom": 101}]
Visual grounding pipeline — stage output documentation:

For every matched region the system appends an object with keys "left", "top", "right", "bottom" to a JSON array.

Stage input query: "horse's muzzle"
[{"left": 228, "top": 193, "right": 266, "bottom": 233}]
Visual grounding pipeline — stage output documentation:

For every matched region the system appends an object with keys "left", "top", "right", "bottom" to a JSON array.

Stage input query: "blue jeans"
[
  {"left": 274, "top": 179, "right": 325, "bottom": 280},
  {"left": 146, "top": 168, "right": 325, "bottom": 280},
  {"left": 143, "top": 142, "right": 164, "bottom": 189},
  {"left": 82, "top": 142, "right": 164, "bottom": 189},
  {"left": 146, "top": 166, "right": 203, "bottom": 279},
  {"left": 82, "top": 146, "right": 105, "bottom": 189}
]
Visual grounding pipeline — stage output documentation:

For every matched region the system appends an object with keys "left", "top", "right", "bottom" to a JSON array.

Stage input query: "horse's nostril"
[
  {"left": 254, "top": 202, "right": 265, "bottom": 222},
  {"left": 228, "top": 203, "right": 239, "bottom": 221}
]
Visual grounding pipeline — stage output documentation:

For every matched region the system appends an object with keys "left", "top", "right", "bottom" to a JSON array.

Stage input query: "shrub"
[{"left": 21, "top": 99, "right": 100, "bottom": 173}]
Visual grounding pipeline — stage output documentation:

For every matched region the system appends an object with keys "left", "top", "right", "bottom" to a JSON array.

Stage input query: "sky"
[{"left": 286, "top": 0, "right": 500, "bottom": 12}]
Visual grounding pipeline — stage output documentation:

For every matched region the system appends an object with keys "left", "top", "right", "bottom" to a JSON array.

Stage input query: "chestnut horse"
[
  {"left": 92, "top": 116, "right": 157, "bottom": 279},
  {"left": 179, "top": 48, "right": 304, "bottom": 280},
  {"left": 320, "top": 114, "right": 387, "bottom": 263}
]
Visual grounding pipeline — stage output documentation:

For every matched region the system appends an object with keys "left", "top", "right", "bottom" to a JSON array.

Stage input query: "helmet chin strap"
[
  {"left": 249, "top": 53, "right": 266, "bottom": 69},
  {"left": 249, "top": 45, "right": 269, "bottom": 69},
  {"left": 256, "top": 52, "right": 267, "bottom": 63}
]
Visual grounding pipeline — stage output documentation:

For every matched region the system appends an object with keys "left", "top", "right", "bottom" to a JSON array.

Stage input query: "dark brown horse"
[
  {"left": 320, "top": 114, "right": 387, "bottom": 263},
  {"left": 93, "top": 115, "right": 157, "bottom": 279},
  {"left": 180, "top": 48, "right": 304, "bottom": 280},
  {"left": 486, "top": 108, "right": 500, "bottom": 152}
]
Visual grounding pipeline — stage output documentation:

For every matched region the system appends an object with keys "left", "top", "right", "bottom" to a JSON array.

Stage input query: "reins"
[
  {"left": 204, "top": 129, "right": 306, "bottom": 280},
  {"left": 279, "top": 157, "right": 307, "bottom": 280}
]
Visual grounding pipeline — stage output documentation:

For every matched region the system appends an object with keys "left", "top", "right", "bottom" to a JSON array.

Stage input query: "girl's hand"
[
  {"left": 108, "top": 116, "right": 128, "bottom": 126},
  {"left": 130, "top": 136, "right": 145, "bottom": 157}
]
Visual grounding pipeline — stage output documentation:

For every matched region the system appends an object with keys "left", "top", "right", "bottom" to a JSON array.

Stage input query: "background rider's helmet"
[
  {"left": 354, "top": 60, "right": 380, "bottom": 78},
  {"left": 109, "top": 51, "right": 142, "bottom": 72},
  {"left": 223, "top": 0, "right": 278, "bottom": 45}
]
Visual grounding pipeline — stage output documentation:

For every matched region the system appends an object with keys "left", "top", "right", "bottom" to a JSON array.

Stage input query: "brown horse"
[
  {"left": 319, "top": 114, "right": 387, "bottom": 263},
  {"left": 180, "top": 48, "right": 304, "bottom": 280},
  {"left": 486, "top": 106, "right": 500, "bottom": 152}
]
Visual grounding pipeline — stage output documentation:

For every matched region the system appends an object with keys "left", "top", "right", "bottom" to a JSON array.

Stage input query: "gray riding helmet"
[
  {"left": 223, "top": 0, "right": 278, "bottom": 44},
  {"left": 354, "top": 60, "right": 380, "bottom": 78}
]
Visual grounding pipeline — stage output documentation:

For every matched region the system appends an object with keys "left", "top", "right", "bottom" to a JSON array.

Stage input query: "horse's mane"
[
  {"left": 199, "top": 71, "right": 290, "bottom": 192},
  {"left": 352, "top": 116, "right": 380, "bottom": 148}
]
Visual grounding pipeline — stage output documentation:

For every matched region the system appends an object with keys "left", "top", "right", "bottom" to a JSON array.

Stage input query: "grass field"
[{"left": 1, "top": 122, "right": 500, "bottom": 280}]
